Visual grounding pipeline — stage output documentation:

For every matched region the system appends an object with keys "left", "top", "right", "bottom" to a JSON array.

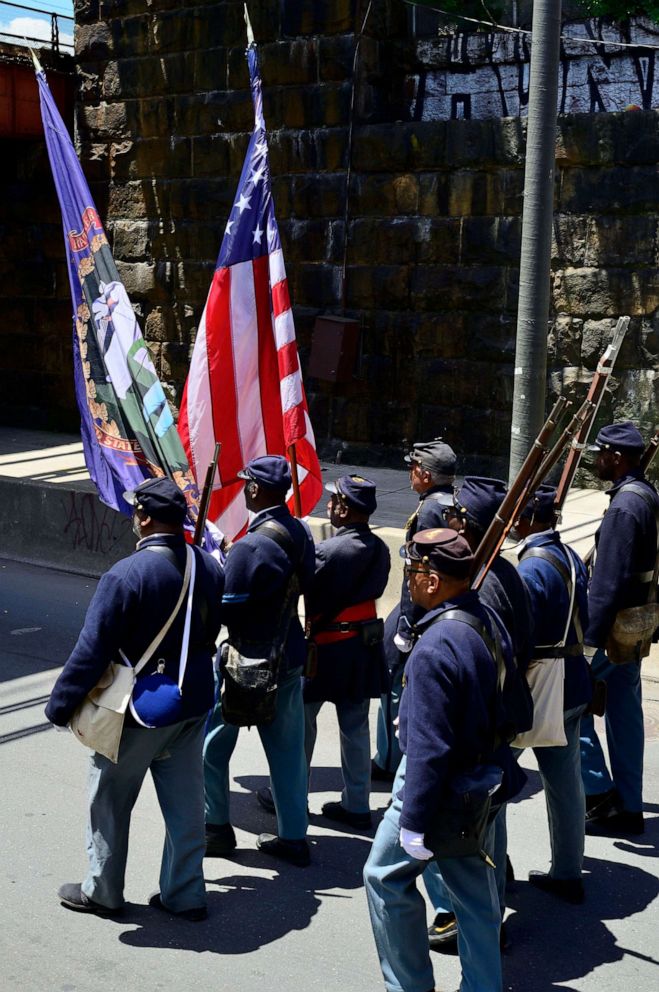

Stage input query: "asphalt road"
[{"left": 1, "top": 559, "right": 659, "bottom": 992}]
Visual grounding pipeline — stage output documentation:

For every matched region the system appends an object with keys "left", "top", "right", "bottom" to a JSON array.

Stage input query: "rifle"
[
  {"left": 193, "top": 442, "right": 221, "bottom": 546},
  {"left": 526, "top": 399, "right": 595, "bottom": 496},
  {"left": 472, "top": 396, "right": 569, "bottom": 591},
  {"left": 641, "top": 430, "right": 659, "bottom": 475},
  {"left": 554, "top": 316, "right": 630, "bottom": 512}
]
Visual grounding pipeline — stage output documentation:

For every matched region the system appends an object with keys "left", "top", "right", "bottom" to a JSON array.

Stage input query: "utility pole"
[{"left": 508, "top": 0, "right": 563, "bottom": 482}]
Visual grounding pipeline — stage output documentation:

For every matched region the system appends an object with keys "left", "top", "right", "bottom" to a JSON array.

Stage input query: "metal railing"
[{"left": 0, "top": 1, "right": 74, "bottom": 55}]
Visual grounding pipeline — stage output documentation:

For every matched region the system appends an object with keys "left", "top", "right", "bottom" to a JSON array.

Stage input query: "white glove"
[
  {"left": 393, "top": 632, "right": 414, "bottom": 653},
  {"left": 400, "top": 828, "right": 433, "bottom": 860}
]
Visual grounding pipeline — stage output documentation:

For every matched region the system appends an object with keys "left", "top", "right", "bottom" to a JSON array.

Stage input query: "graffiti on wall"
[
  {"left": 412, "top": 18, "right": 659, "bottom": 121},
  {"left": 62, "top": 491, "right": 130, "bottom": 556}
]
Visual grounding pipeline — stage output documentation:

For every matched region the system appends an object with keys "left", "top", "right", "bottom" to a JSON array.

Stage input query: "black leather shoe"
[
  {"left": 585, "top": 788, "right": 619, "bottom": 822},
  {"left": 528, "top": 870, "right": 585, "bottom": 904},
  {"left": 58, "top": 883, "right": 122, "bottom": 916},
  {"left": 428, "top": 912, "right": 510, "bottom": 952},
  {"left": 205, "top": 822, "right": 237, "bottom": 857},
  {"left": 321, "top": 801, "right": 372, "bottom": 830},
  {"left": 256, "top": 833, "right": 310, "bottom": 867},
  {"left": 428, "top": 911, "right": 457, "bottom": 948},
  {"left": 149, "top": 892, "right": 208, "bottom": 922},
  {"left": 256, "top": 786, "right": 276, "bottom": 814},
  {"left": 585, "top": 810, "right": 644, "bottom": 836},
  {"left": 371, "top": 760, "right": 395, "bottom": 783}
]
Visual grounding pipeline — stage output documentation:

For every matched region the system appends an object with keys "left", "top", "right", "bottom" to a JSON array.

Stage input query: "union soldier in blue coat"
[
  {"left": 514, "top": 484, "right": 592, "bottom": 904},
  {"left": 46, "top": 477, "right": 225, "bottom": 920},
  {"left": 580, "top": 423, "right": 659, "bottom": 836},
  {"left": 203, "top": 455, "right": 316, "bottom": 867},
  {"left": 364, "top": 529, "right": 522, "bottom": 992},
  {"left": 425, "top": 476, "right": 532, "bottom": 949},
  {"left": 372, "top": 438, "right": 457, "bottom": 780},
  {"left": 303, "top": 475, "right": 391, "bottom": 829}
]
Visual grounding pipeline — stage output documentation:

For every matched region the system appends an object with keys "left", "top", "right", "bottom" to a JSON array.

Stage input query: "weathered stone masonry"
[{"left": 46, "top": 3, "right": 659, "bottom": 476}]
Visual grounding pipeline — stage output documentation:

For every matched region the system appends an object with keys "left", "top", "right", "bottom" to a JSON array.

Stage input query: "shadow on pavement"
[
  {"left": 117, "top": 833, "right": 373, "bottom": 955},
  {"left": 502, "top": 821, "right": 659, "bottom": 990}
]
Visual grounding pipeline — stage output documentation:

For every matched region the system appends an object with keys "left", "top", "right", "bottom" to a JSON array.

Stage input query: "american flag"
[{"left": 178, "top": 44, "right": 323, "bottom": 541}]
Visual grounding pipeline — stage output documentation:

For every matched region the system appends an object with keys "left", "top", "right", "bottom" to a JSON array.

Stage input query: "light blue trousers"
[
  {"left": 203, "top": 667, "right": 309, "bottom": 839},
  {"left": 364, "top": 757, "right": 502, "bottom": 992},
  {"left": 580, "top": 649, "right": 644, "bottom": 812},
  {"left": 374, "top": 662, "right": 404, "bottom": 773},
  {"left": 425, "top": 703, "right": 587, "bottom": 917},
  {"left": 305, "top": 698, "right": 371, "bottom": 813},
  {"left": 83, "top": 717, "right": 207, "bottom": 912}
]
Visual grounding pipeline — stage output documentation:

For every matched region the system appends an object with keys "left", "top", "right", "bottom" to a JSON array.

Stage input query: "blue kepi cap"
[
  {"left": 588, "top": 422, "right": 645, "bottom": 453},
  {"left": 454, "top": 476, "right": 506, "bottom": 532},
  {"left": 123, "top": 477, "right": 188, "bottom": 524},
  {"left": 238, "top": 455, "right": 292, "bottom": 491},
  {"left": 325, "top": 474, "right": 377, "bottom": 515}
]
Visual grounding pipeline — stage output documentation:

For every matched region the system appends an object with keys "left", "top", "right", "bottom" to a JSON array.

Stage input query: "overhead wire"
[{"left": 404, "top": 1, "right": 659, "bottom": 51}]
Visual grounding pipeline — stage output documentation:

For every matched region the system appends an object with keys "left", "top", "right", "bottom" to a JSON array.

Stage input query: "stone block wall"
[{"left": 59, "top": 3, "right": 659, "bottom": 477}]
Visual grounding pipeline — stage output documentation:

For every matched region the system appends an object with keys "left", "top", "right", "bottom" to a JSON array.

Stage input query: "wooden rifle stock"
[
  {"left": 193, "top": 442, "right": 221, "bottom": 546},
  {"left": 554, "top": 316, "right": 630, "bottom": 511},
  {"left": 472, "top": 396, "right": 569, "bottom": 590},
  {"left": 527, "top": 399, "right": 595, "bottom": 496},
  {"left": 641, "top": 431, "right": 659, "bottom": 474}
]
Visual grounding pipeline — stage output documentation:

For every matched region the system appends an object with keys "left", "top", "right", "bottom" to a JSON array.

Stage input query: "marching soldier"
[
  {"left": 425, "top": 476, "right": 531, "bottom": 949},
  {"left": 581, "top": 423, "right": 659, "bottom": 836},
  {"left": 46, "top": 478, "right": 225, "bottom": 920},
  {"left": 372, "top": 438, "right": 457, "bottom": 781},
  {"left": 515, "top": 484, "right": 592, "bottom": 903},
  {"left": 303, "top": 475, "right": 391, "bottom": 828},
  {"left": 203, "top": 456, "right": 316, "bottom": 867},
  {"left": 364, "top": 529, "right": 522, "bottom": 992}
]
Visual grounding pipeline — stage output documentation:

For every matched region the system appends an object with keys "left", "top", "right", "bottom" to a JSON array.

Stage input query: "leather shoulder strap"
[
  {"left": 521, "top": 546, "right": 570, "bottom": 585},
  {"left": 254, "top": 519, "right": 301, "bottom": 566}
]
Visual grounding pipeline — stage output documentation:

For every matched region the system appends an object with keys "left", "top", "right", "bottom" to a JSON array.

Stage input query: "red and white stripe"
[{"left": 178, "top": 248, "right": 322, "bottom": 542}]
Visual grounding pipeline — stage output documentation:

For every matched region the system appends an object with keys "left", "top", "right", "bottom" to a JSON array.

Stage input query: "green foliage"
[
  {"left": 407, "top": 0, "right": 659, "bottom": 25},
  {"left": 579, "top": 1, "right": 659, "bottom": 19}
]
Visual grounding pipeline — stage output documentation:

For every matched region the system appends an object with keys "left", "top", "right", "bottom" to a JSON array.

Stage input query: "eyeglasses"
[{"left": 403, "top": 564, "right": 431, "bottom": 577}]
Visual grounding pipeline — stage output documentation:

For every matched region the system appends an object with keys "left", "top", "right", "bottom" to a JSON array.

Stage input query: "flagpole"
[{"left": 288, "top": 443, "right": 303, "bottom": 517}]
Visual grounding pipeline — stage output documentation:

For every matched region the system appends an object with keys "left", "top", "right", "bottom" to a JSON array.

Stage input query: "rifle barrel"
[
  {"left": 193, "top": 442, "right": 221, "bottom": 546},
  {"left": 641, "top": 432, "right": 659, "bottom": 474},
  {"left": 555, "top": 315, "right": 629, "bottom": 509},
  {"left": 472, "top": 396, "right": 568, "bottom": 589}
]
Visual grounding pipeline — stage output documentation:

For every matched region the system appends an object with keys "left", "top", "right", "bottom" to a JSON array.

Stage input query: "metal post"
[{"left": 508, "top": 0, "right": 562, "bottom": 483}]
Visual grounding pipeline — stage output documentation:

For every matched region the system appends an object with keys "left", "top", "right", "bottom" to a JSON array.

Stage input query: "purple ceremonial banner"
[{"left": 36, "top": 68, "right": 198, "bottom": 517}]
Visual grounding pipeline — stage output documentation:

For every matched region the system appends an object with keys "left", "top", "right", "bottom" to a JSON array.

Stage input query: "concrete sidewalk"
[{"left": 0, "top": 422, "right": 607, "bottom": 561}]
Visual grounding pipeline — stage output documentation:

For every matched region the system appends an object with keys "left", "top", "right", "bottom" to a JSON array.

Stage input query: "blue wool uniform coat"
[
  {"left": 221, "top": 504, "right": 315, "bottom": 675},
  {"left": 587, "top": 470, "right": 659, "bottom": 647},
  {"left": 303, "top": 523, "right": 391, "bottom": 703},
  {"left": 46, "top": 534, "right": 225, "bottom": 727},
  {"left": 398, "top": 590, "right": 524, "bottom": 835},
  {"left": 479, "top": 555, "right": 533, "bottom": 672},
  {"left": 517, "top": 531, "right": 592, "bottom": 710},
  {"left": 384, "top": 485, "right": 454, "bottom": 669}
]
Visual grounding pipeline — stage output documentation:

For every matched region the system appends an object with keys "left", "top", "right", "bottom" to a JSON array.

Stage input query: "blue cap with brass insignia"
[
  {"left": 326, "top": 474, "right": 377, "bottom": 515},
  {"left": 588, "top": 421, "right": 645, "bottom": 454},
  {"left": 453, "top": 476, "right": 506, "bottom": 532},
  {"left": 405, "top": 527, "right": 474, "bottom": 579}
]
